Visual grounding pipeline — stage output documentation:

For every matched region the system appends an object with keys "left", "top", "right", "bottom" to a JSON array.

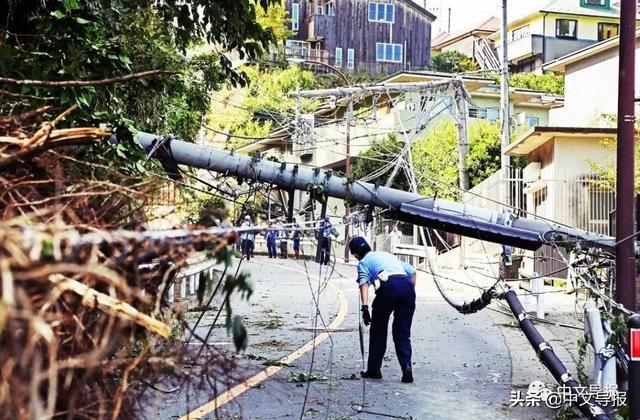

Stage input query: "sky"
[{"left": 417, "top": 0, "right": 550, "bottom": 34}]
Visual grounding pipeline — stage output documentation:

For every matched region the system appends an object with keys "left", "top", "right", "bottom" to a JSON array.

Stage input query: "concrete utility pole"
[
  {"left": 454, "top": 83, "right": 470, "bottom": 191},
  {"left": 289, "top": 81, "right": 455, "bottom": 98},
  {"left": 615, "top": 0, "right": 637, "bottom": 314},
  {"left": 500, "top": 0, "right": 511, "bottom": 206},
  {"left": 344, "top": 96, "right": 353, "bottom": 262},
  {"left": 136, "top": 132, "right": 616, "bottom": 252}
]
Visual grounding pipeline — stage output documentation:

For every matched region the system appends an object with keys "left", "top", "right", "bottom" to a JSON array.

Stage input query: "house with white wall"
[
  {"left": 492, "top": 0, "right": 625, "bottom": 73},
  {"left": 543, "top": 29, "right": 640, "bottom": 126}
]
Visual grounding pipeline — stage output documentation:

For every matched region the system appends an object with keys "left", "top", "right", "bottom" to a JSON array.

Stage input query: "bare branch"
[{"left": 0, "top": 69, "right": 178, "bottom": 87}]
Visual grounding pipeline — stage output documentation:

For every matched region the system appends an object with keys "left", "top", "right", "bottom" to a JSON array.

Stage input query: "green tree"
[
  {"left": 256, "top": 2, "right": 294, "bottom": 43},
  {"left": 412, "top": 119, "right": 461, "bottom": 198},
  {"left": 466, "top": 120, "right": 503, "bottom": 185},
  {"left": 351, "top": 134, "right": 410, "bottom": 190},
  {"left": 0, "top": 0, "right": 278, "bottom": 139},
  {"left": 587, "top": 115, "right": 640, "bottom": 192},
  {"left": 351, "top": 120, "right": 504, "bottom": 200},
  {"left": 208, "top": 65, "right": 318, "bottom": 148},
  {"left": 429, "top": 51, "right": 478, "bottom": 74},
  {"left": 491, "top": 72, "right": 565, "bottom": 95}
]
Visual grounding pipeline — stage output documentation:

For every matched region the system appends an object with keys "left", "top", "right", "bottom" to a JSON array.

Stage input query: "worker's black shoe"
[
  {"left": 360, "top": 370, "right": 382, "bottom": 379},
  {"left": 401, "top": 368, "right": 413, "bottom": 383}
]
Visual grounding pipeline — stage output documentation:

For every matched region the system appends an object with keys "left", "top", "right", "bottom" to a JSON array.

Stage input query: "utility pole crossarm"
[
  {"left": 289, "top": 81, "right": 457, "bottom": 98},
  {"left": 136, "top": 132, "right": 616, "bottom": 253}
]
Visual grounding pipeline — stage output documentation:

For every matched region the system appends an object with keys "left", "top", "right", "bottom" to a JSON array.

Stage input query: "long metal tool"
[{"left": 135, "top": 132, "right": 615, "bottom": 253}]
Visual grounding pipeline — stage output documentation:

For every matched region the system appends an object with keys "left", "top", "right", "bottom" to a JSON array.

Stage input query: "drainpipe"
[{"left": 542, "top": 12, "right": 548, "bottom": 68}]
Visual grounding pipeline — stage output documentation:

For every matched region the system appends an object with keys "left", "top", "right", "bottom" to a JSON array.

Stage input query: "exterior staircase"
[{"left": 474, "top": 38, "right": 501, "bottom": 71}]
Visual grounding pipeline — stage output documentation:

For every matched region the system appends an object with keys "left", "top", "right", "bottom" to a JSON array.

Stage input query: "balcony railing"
[
  {"left": 285, "top": 45, "right": 330, "bottom": 64},
  {"left": 496, "top": 34, "right": 543, "bottom": 62}
]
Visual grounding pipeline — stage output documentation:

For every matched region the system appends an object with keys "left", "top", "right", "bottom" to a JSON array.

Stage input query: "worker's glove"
[{"left": 361, "top": 305, "right": 371, "bottom": 326}]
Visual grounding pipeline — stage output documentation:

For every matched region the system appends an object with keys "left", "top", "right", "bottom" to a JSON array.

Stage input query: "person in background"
[
  {"left": 320, "top": 217, "right": 332, "bottom": 265},
  {"left": 389, "top": 225, "right": 403, "bottom": 250},
  {"left": 265, "top": 221, "right": 278, "bottom": 258},
  {"left": 240, "top": 215, "right": 255, "bottom": 261},
  {"left": 292, "top": 218, "right": 301, "bottom": 259},
  {"left": 234, "top": 214, "right": 244, "bottom": 253},
  {"left": 276, "top": 218, "right": 288, "bottom": 259},
  {"left": 348, "top": 236, "right": 416, "bottom": 384}
]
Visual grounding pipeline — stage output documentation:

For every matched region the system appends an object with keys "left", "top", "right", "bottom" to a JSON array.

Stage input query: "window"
[
  {"left": 516, "top": 56, "right": 538, "bottom": 72},
  {"left": 511, "top": 25, "right": 530, "bottom": 41},
  {"left": 335, "top": 47, "right": 343, "bottom": 67},
  {"left": 292, "top": 3, "right": 299, "bottom": 31},
  {"left": 368, "top": 2, "right": 394, "bottom": 23},
  {"left": 583, "top": 0, "right": 606, "bottom": 5},
  {"left": 347, "top": 48, "right": 355, "bottom": 69},
  {"left": 468, "top": 107, "right": 501, "bottom": 122},
  {"left": 486, "top": 108, "right": 500, "bottom": 122},
  {"left": 325, "top": 1, "right": 335, "bottom": 16},
  {"left": 556, "top": 19, "right": 577, "bottom": 38},
  {"left": 598, "top": 22, "right": 619, "bottom": 41},
  {"left": 525, "top": 116, "right": 539, "bottom": 127},
  {"left": 375, "top": 42, "right": 402, "bottom": 62}
]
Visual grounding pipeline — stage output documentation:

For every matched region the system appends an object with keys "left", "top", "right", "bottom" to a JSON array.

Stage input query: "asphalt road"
[{"left": 146, "top": 256, "right": 558, "bottom": 420}]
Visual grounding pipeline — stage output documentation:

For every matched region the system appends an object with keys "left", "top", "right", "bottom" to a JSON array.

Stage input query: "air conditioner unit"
[{"left": 523, "top": 162, "right": 541, "bottom": 181}]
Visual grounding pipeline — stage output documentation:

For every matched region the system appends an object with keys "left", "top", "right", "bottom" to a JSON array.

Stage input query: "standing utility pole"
[
  {"left": 454, "top": 83, "right": 470, "bottom": 191},
  {"left": 344, "top": 96, "right": 353, "bottom": 262},
  {"left": 616, "top": 0, "right": 638, "bottom": 312},
  {"left": 500, "top": 0, "right": 511, "bottom": 206}
]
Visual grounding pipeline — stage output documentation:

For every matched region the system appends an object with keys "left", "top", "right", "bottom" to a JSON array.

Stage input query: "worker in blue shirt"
[{"left": 349, "top": 236, "right": 416, "bottom": 383}]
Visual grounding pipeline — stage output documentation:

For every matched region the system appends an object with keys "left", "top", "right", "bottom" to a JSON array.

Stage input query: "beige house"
[
  {"left": 382, "top": 71, "right": 563, "bottom": 131},
  {"left": 505, "top": 126, "right": 616, "bottom": 234},
  {"left": 459, "top": 126, "right": 616, "bottom": 276},
  {"left": 431, "top": 17, "right": 501, "bottom": 70},
  {"left": 544, "top": 29, "right": 640, "bottom": 126}
]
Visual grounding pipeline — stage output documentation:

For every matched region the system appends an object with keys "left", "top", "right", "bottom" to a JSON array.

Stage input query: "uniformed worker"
[{"left": 349, "top": 236, "right": 416, "bottom": 383}]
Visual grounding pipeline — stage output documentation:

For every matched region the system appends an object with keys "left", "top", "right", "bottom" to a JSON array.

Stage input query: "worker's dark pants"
[
  {"left": 241, "top": 239, "right": 254, "bottom": 260},
  {"left": 267, "top": 239, "right": 276, "bottom": 258},
  {"left": 320, "top": 237, "right": 331, "bottom": 265},
  {"left": 368, "top": 275, "right": 416, "bottom": 373}
]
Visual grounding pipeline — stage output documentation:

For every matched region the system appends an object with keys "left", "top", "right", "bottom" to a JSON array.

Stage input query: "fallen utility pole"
[
  {"left": 502, "top": 290, "right": 609, "bottom": 420},
  {"left": 135, "top": 132, "right": 616, "bottom": 252}
]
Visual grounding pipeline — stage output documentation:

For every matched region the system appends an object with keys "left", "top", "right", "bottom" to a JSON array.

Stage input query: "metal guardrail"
[
  {"left": 391, "top": 243, "right": 437, "bottom": 271},
  {"left": 167, "top": 257, "right": 220, "bottom": 304}
]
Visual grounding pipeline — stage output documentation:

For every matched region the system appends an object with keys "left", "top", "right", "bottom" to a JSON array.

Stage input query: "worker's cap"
[{"left": 348, "top": 236, "right": 371, "bottom": 256}]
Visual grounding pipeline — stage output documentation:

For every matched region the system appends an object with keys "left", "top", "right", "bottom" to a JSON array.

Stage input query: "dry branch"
[
  {"left": 49, "top": 275, "right": 171, "bottom": 338},
  {"left": 0, "top": 127, "right": 110, "bottom": 169},
  {"left": 0, "top": 69, "right": 177, "bottom": 87}
]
